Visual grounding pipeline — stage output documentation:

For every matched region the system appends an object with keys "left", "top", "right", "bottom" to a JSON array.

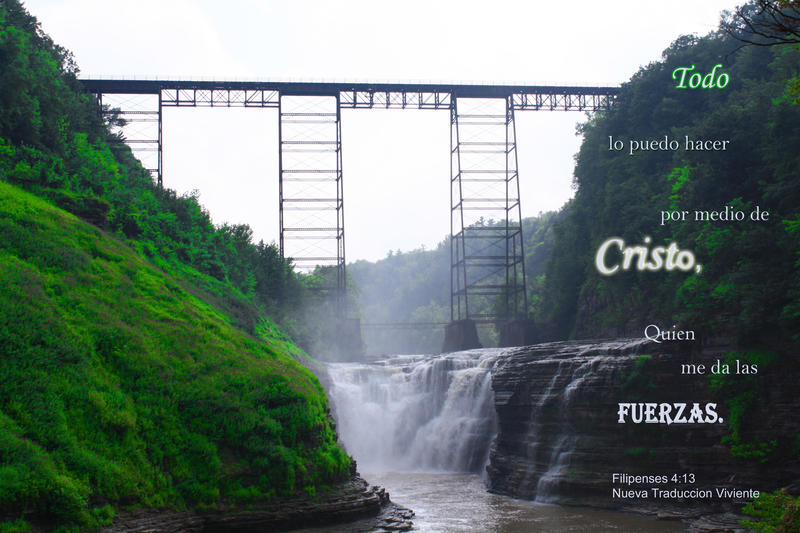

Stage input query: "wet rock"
[
  {"left": 374, "top": 504, "right": 415, "bottom": 532},
  {"left": 687, "top": 512, "right": 748, "bottom": 532},
  {"left": 97, "top": 510, "right": 204, "bottom": 533}
]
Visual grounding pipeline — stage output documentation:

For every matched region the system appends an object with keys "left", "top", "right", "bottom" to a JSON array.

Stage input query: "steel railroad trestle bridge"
[{"left": 81, "top": 79, "right": 620, "bottom": 350}]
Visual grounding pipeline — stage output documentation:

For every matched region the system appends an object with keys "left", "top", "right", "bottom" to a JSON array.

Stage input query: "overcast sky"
[{"left": 23, "top": 0, "right": 741, "bottom": 262}]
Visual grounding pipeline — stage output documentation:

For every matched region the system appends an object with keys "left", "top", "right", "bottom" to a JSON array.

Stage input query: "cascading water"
[
  {"left": 326, "top": 343, "right": 645, "bottom": 488},
  {"left": 526, "top": 353, "right": 626, "bottom": 501},
  {"left": 326, "top": 348, "right": 504, "bottom": 473}
]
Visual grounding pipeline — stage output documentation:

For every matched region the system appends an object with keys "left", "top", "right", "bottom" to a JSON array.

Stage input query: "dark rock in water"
[
  {"left": 99, "top": 474, "right": 406, "bottom": 533},
  {"left": 374, "top": 504, "right": 415, "bottom": 532},
  {"left": 485, "top": 339, "right": 799, "bottom": 517},
  {"left": 442, "top": 319, "right": 482, "bottom": 352}
]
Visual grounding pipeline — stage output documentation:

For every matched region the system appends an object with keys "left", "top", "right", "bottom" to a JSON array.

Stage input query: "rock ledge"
[{"left": 99, "top": 474, "right": 410, "bottom": 533}]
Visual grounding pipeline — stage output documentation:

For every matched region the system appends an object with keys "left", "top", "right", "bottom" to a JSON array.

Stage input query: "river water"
[
  {"left": 373, "top": 472, "right": 685, "bottom": 533},
  {"left": 291, "top": 472, "right": 685, "bottom": 532},
  {"left": 302, "top": 351, "right": 688, "bottom": 532}
]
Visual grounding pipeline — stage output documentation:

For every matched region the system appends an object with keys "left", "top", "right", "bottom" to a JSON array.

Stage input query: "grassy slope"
[{"left": 0, "top": 181, "right": 349, "bottom": 531}]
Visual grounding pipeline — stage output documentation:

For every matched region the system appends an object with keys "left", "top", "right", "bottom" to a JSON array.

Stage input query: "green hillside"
[
  {"left": 0, "top": 181, "right": 349, "bottom": 531},
  {"left": 0, "top": 2, "right": 350, "bottom": 531}
]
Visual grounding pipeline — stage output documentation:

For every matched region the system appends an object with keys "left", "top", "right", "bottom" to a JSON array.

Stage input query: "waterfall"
[
  {"left": 327, "top": 340, "right": 657, "bottom": 506},
  {"left": 326, "top": 349, "right": 504, "bottom": 473}
]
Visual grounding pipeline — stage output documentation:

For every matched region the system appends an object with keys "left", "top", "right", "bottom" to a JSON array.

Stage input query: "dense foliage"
[
  {"left": 532, "top": 5, "right": 800, "bottom": 522},
  {"left": 741, "top": 490, "right": 800, "bottom": 533},
  {"left": 537, "top": 29, "right": 800, "bottom": 346}
]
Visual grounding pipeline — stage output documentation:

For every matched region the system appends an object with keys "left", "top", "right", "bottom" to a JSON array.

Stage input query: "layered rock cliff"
[{"left": 485, "top": 339, "right": 799, "bottom": 516}]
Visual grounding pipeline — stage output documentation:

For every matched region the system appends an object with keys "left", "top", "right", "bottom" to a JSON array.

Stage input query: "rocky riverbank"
[{"left": 99, "top": 473, "right": 413, "bottom": 533}]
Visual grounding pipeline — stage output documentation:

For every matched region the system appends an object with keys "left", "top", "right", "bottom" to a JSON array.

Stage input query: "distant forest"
[{"left": 350, "top": 213, "right": 561, "bottom": 354}]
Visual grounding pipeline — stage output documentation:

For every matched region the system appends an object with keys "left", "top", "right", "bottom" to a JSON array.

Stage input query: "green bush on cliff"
[
  {"left": 741, "top": 490, "right": 800, "bottom": 533},
  {"left": 709, "top": 351, "right": 785, "bottom": 463},
  {"left": 0, "top": 182, "right": 350, "bottom": 530},
  {"left": 620, "top": 355, "right": 655, "bottom": 397}
]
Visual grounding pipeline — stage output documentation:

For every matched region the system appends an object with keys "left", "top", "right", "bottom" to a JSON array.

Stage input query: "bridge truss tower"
[
  {"left": 278, "top": 95, "right": 346, "bottom": 308},
  {"left": 450, "top": 97, "right": 526, "bottom": 324}
]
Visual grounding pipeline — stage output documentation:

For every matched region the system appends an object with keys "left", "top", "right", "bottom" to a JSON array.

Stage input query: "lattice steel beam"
[
  {"left": 161, "top": 88, "right": 279, "bottom": 107},
  {"left": 98, "top": 93, "right": 162, "bottom": 186},
  {"left": 339, "top": 89, "right": 452, "bottom": 109},
  {"left": 81, "top": 79, "right": 618, "bottom": 112}
]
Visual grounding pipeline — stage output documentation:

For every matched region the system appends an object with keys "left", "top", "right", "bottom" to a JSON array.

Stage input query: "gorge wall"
[{"left": 486, "top": 340, "right": 800, "bottom": 515}]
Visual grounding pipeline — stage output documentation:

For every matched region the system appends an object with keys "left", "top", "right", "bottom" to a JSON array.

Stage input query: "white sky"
[{"left": 23, "top": 0, "right": 740, "bottom": 262}]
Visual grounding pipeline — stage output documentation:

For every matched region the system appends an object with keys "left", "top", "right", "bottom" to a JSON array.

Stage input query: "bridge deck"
[{"left": 80, "top": 79, "right": 619, "bottom": 111}]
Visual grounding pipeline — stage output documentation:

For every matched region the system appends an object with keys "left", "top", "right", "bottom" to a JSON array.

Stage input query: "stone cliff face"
[{"left": 485, "top": 339, "right": 798, "bottom": 515}]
